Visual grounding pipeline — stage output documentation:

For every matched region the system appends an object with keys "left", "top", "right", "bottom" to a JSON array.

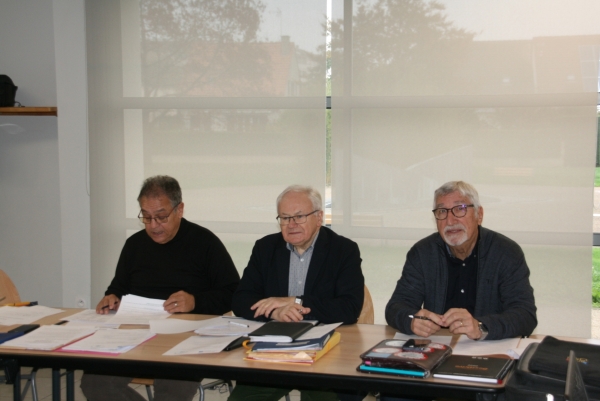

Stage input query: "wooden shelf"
[{"left": 0, "top": 107, "right": 57, "bottom": 116}]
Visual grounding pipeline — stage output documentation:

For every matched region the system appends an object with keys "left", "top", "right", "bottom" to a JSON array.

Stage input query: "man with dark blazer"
[{"left": 229, "top": 185, "right": 364, "bottom": 401}]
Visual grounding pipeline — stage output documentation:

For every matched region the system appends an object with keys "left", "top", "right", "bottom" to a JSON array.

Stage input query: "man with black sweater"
[{"left": 81, "top": 175, "right": 240, "bottom": 401}]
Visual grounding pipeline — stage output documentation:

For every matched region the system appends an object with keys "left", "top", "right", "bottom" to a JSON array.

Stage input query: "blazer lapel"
[
  {"left": 304, "top": 227, "right": 329, "bottom": 294},
  {"left": 275, "top": 235, "right": 291, "bottom": 296}
]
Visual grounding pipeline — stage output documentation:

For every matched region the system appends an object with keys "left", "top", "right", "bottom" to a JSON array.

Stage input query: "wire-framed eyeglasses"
[
  {"left": 277, "top": 210, "right": 319, "bottom": 225},
  {"left": 432, "top": 204, "right": 474, "bottom": 220},
  {"left": 138, "top": 202, "right": 181, "bottom": 225}
]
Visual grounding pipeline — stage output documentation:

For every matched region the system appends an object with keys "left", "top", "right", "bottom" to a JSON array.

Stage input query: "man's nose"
[
  {"left": 446, "top": 211, "right": 459, "bottom": 225},
  {"left": 149, "top": 218, "right": 161, "bottom": 228},
  {"left": 288, "top": 218, "right": 299, "bottom": 227}
]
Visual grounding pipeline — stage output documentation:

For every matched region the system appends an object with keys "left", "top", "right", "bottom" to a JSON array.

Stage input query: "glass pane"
[{"left": 122, "top": 0, "right": 327, "bottom": 97}]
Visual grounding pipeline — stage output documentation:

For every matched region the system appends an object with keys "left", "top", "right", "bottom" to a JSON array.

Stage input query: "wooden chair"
[
  {"left": 0, "top": 269, "right": 39, "bottom": 401},
  {"left": 357, "top": 285, "right": 374, "bottom": 324}
]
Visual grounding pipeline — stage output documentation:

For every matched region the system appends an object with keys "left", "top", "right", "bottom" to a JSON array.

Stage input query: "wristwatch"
[
  {"left": 294, "top": 296, "right": 303, "bottom": 306},
  {"left": 476, "top": 321, "right": 488, "bottom": 341}
]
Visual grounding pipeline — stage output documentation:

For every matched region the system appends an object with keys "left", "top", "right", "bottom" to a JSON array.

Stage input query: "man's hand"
[
  {"left": 164, "top": 291, "right": 195, "bottom": 313},
  {"left": 251, "top": 297, "right": 306, "bottom": 319},
  {"left": 96, "top": 294, "right": 120, "bottom": 314},
  {"left": 270, "top": 303, "right": 312, "bottom": 322},
  {"left": 442, "top": 308, "right": 481, "bottom": 340},
  {"left": 410, "top": 309, "right": 444, "bottom": 337}
]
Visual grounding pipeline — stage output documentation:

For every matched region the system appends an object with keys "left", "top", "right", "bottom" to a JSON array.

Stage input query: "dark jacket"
[
  {"left": 232, "top": 226, "right": 364, "bottom": 324},
  {"left": 385, "top": 226, "right": 537, "bottom": 340}
]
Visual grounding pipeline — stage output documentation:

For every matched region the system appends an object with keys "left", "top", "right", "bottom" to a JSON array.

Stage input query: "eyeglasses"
[
  {"left": 277, "top": 210, "right": 320, "bottom": 225},
  {"left": 432, "top": 204, "right": 474, "bottom": 220},
  {"left": 138, "top": 202, "right": 181, "bottom": 225}
]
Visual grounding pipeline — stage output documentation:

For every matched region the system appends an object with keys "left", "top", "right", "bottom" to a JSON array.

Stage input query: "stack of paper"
[
  {"left": 244, "top": 323, "right": 343, "bottom": 365},
  {"left": 0, "top": 305, "right": 64, "bottom": 326},
  {"left": 245, "top": 331, "right": 341, "bottom": 365},
  {"left": 59, "top": 328, "right": 155, "bottom": 355},
  {"left": 108, "top": 295, "right": 170, "bottom": 324},
  {"left": 63, "top": 309, "right": 120, "bottom": 329},
  {"left": 0, "top": 325, "right": 96, "bottom": 351}
]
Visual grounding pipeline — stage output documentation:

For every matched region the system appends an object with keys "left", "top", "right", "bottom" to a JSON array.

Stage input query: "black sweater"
[{"left": 106, "top": 218, "right": 240, "bottom": 314}]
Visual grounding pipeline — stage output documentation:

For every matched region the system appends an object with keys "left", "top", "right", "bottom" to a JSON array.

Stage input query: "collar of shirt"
[{"left": 286, "top": 231, "right": 320, "bottom": 257}]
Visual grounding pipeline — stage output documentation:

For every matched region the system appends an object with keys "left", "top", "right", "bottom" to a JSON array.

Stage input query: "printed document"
[
  {"left": 164, "top": 335, "right": 238, "bottom": 355},
  {"left": 194, "top": 316, "right": 264, "bottom": 336},
  {"left": 63, "top": 309, "right": 120, "bottom": 328},
  {"left": 109, "top": 295, "right": 170, "bottom": 324},
  {"left": 60, "top": 328, "right": 155, "bottom": 355},
  {"left": 0, "top": 325, "right": 96, "bottom": 351},
  {"left": 0, "top": 305, "right": 64, "bottom": 326}
]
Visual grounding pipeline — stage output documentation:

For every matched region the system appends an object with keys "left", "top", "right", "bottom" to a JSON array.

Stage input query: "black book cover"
[
  {"left": 248, "top": 321, "right": 315, "bottom": 343},
  {"left": 433, "top": 355, "right": 514, "bottom": 384},
  {"left": 360, "top": 339, "right": 452, "bottom": 375}
]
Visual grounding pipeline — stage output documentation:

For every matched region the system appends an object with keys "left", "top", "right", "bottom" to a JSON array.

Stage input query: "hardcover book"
[
  {"left": 433, "top": 355, "right": 514, "bottom": 384},
  {"left": 248, "top": 321, "right": 316, "bottom": 343},
  {"left": 359, "top": 339, "right": 452, "bottom": 377}
]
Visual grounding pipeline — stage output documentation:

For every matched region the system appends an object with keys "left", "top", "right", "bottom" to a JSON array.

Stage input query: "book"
[
  {"left": 357, "top": 363, "right": 427, "bottom": 378},
  {"left": 433, "top": 355, "right": 515, "bottom": 384},
  {"left": 245, "top": 331, "right": 341, "bottom": 365},
  {"left": 359, "top": 339, "right": 452, "bottom": 377},
  {"left": 248, "top": 321, "right": 316, "bottom": 343},
  {"left": 251, "top": 330, "right": 333, "bottom": 352}
]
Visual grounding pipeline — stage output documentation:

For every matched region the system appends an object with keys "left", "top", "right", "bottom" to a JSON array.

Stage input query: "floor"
[
  {"left": 3, "top": 309, "right": 600, "bottom": 401},
  {"left": 0, "top": 369, "right": 377, "bottom": 401}
]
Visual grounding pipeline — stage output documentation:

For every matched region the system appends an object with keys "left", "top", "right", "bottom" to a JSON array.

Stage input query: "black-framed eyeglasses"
[
  {"left": 138, "top": 202, "right": 181, "bottom": 225},
  {"left": 277, "top": 210, "right": 320, "bottom": 225},
  {"left": 432, "top": 204, "right": 474, "bottom": 220}
]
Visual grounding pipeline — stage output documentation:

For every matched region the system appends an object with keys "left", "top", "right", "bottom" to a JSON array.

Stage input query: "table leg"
[
  {"left": 12, "top": 369, "right": 20, "bottom": 401},
  {"left": 52, "top": 368, "right": 61, "bottom": 401},
  {"left": 66, "top": 370, "right": 75, "bottom": 401}
]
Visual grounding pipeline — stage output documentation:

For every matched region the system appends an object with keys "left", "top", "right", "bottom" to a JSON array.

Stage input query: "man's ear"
[{"left": 477, "top": 206, "right": 484, "bottom": 225}]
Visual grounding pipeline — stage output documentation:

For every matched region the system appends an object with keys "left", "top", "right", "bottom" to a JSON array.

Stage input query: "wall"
[{"left": 0, "top": 0, "right": 90, "bottom": 307}]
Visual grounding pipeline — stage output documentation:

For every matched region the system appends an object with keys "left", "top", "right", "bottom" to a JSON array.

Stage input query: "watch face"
[{"left": 294, "top": 298, "right": 302, "bottom": 305}]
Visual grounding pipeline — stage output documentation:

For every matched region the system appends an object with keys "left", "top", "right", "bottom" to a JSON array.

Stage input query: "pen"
[
  {"left": 229, "top": 321, "right": 249, "bottom": 328},
  {"left": 408, "top": 315, "right": 433, "bottom": 322},
  {"left": 101, "top": 301, "right": 119, "bottom": 310}
]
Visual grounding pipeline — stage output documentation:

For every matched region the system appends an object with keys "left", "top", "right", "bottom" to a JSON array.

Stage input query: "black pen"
[
  {"left": 408, "top": 314, "right": 433, "bottom": 322},
  {"left": 101, "top": 302, "right": 119, "bottom": 310}
]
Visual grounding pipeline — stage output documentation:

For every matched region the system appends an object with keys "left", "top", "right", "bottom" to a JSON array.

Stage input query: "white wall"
[{"left": 0, "top": 0, "right": 90, "bottom": 307}]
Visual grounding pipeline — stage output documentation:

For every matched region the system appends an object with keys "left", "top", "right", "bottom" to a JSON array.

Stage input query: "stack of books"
[
  {"left": 245, "top": 328, "right": 341, "bottom": 365},
  {"left": 358, "top": 339, "right": 452, "bottom": 378}
]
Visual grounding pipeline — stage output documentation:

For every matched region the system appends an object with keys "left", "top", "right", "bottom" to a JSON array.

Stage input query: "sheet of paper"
[
  {"left": 150, "top": 318, "right": 207, "bottom": 334},
  {"left": 296, "top": 323, "right": 343, "bottom": 340},
  {"left": 452, "top": 335, "right": 521, "bottom": 356},
  {"left": 0, "top": 305, "right": 64, "bottom": 326},
  {"left": 163, "top": 335, "right": 236, "bottom": 355},
  {"left": 393, "top": 332, "right": 453, "bottom": 346},
  {"left": 63, "top": 309, "right": 120, "bottom": 328},
  {"left": 60, "top": 328, "right": 155, "bottom": 354},
  {"left": 108, "top": 295, "right": 170, "bottom": 324},
  {"left": 194, "top": 317, "right": 264, "bottom": 336},
  {"left": 0, "top": 325, "right": 96, "bottom": 351},
  {"left": 509, "top": 337, "right": 543, "bottom": 358}
]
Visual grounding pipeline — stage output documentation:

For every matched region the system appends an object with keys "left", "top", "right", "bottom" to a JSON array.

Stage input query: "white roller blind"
[
  {"left": 87, "top": 0, "right": 327, "bottom": 301},
  {"left": 331, "top": 0, "right": 600, "bottom": 335}
]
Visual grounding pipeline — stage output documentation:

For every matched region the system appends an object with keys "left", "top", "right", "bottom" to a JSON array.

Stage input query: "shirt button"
[
  {"left": 300, "top": 259, "right": 304, "bottom": 262},
  {"left": 461, "top": 289, "right": 464, "bottom": 293},
  {"left": 462, "top": 263, "right": 465, "bottom": 267}
]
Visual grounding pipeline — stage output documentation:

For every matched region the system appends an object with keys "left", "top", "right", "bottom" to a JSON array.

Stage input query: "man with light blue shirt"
[{"left": 230, "top": 185, "right": 364, "bottom": 401}]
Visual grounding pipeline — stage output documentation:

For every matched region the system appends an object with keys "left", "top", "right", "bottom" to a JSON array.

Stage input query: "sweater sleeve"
[
  {"left": 189, "top": 234, "right": 240, "bottom": 315},
  {"left": 385, "top": 246, "right": 426, "bottom": 334},
  {"left": 105, "top": 240, "right": 133, "bottom": 299}
]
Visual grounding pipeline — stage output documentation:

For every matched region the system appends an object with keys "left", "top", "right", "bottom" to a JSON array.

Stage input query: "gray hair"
[
  {"left": 434, "top": 181, "right": 481, "bottom": 211},
  {"left": 276, "top": 185, "right": 323, "bottom": 212},
  {"left": 137, "top": 175, "right": 182, "bottom": 207}
]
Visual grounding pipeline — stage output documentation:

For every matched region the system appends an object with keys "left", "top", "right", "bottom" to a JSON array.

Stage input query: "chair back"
[
  {"left": 357, "top": 285, "right": 374, "bottom": 324},
  {"left": 0, "top": 270, "right": 20, "bottom": 304}
]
